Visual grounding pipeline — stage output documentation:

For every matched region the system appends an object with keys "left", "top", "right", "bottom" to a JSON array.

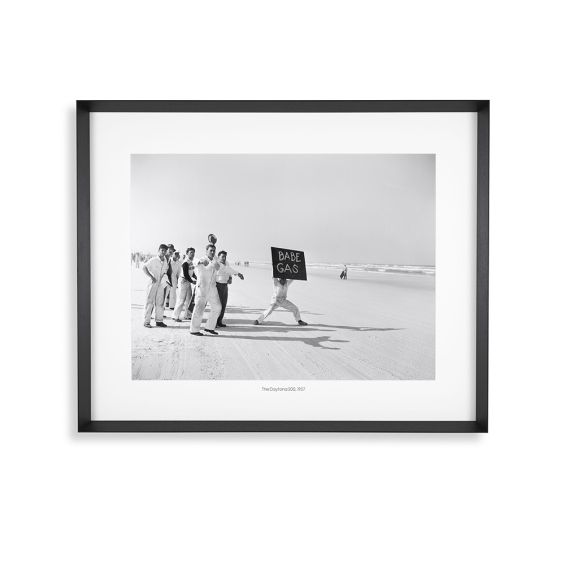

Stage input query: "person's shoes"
[
  {"left": 216, "top": 323, "right": 227, "bottom": 328},
  {"left": 143, "top": 322, "right": 152, "bottom": 328},
  {"left": 253, "top": 320, "right": 260, "bottom": 325},
  {"left": 190, "top": 331, "right": 203, "bottom": 336},
  {"left": 203, "top": 329, "right": 218, "bottom": 335},
  {"left": 298, "top": 320, "right": 308, "bottom": 326},
  {"left": 156, "top": 322, "right": 167, "bottom": 327},
  {"left": 173, "top": 318, "right": 182, "bottom": 322}
]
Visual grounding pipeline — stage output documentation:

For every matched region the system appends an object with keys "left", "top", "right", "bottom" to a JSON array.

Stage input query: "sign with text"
[{"left": 271, "top": 247, "right": 307, "bottom": 281}]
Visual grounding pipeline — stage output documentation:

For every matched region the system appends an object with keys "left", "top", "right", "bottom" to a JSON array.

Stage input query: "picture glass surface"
[{"left": 130, "top": 154, "right": 436, "bottom": 381}]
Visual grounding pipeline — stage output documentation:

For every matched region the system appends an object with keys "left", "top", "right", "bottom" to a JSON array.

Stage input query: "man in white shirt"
[
  {"left": 254, "top": 277, "right": 308, "bottom": 326},
  {"left": 141, "top": 243, "right": 169, "bottom": 328},
  {"left": 173, "top": 247, "right": 196, "bottom": 322},
  {"left": 165, "top": 251, "right": 181, "bottom": 309},
  {"left": 190, "top": 244, "right": 222, "bottom": 336},
  {"left": 215, "top": 250, "right": 244, "bottom": 328}
]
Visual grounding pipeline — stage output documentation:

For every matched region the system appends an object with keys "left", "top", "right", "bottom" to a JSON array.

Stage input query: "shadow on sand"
[
  {"left": 306, "top": 323, "right": 404, "bottom": 332},
  {"left": 215, "top": 333, "right": 346, "bottom": 350},
  {"left": 220, "top": 322, "right": 327, "bottom": 333},
  {"left": 227, "top": 305, "right": 323, "bottom": 316},
  {"left": 221, "top": 320, "right": 404, "bottom": 333}
]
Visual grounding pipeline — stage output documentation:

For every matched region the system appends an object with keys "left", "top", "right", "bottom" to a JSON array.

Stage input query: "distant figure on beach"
[
  {"left": 215, "top": 250, "right": 245, "bottom": 328},
  {"left": 254, "top": 277, "right": 308, "bottom": 326},
  {"left": 340, "top": 264, "right": 348, "bottom": 280},
  {"left": 173, "top": 247, "right": 196, "bottom": 322},
  {"left": 190, "top": 243, "right": 222, "bottom": 336},
  {"left": 141, "top": 243, "right": 169, "bottom": 328}
]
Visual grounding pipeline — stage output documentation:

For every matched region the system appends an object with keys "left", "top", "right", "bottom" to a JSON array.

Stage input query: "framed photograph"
[{"left": 77, "top": 100, "right": 489, "bottom": 432}]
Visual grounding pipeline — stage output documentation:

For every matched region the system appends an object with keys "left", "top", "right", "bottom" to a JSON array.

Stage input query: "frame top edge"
[{"left": 76, "top": 100, "right": 489, "bottom": 113}]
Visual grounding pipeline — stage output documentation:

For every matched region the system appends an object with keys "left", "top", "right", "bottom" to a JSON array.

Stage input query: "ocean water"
[{"left": 245, "top": 261, "right": 435, "bottom": 276}]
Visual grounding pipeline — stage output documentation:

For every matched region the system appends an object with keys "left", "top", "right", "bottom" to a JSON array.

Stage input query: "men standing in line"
[
  {"left": 141, "top": 244, "right": 169, "bottom": 328},
  {"left": 254, "top": 277, "right": 308, "bottom": 326},
  {"left": 190, "top": 244, "right": 222, "bottom": 336},
  {"left": 215, "top": 250, "right": 244, "bottom": 328},
  {"left": 173, "top": 247, "right": 196, "bottom": 322},
  {"left": 165, "top": 251, "right": 181, "bottom": 309}
]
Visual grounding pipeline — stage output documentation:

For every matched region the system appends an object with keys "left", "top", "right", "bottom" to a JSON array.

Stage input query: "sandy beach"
[{"left": 131, "top": 264, "right": 434, "bottom": 380}]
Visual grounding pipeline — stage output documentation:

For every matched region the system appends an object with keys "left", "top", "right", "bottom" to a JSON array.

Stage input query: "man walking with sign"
[
  {"left": 254, "top": 277, "right": 308, "bottom": 326},
  {"left": 255, "top": 246, "right": 309, "bottom": 326}
]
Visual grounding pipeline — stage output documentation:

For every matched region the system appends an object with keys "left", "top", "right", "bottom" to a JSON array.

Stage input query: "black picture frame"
[{"left": 77, "top": 100, "right": 489, "bottom": 433}]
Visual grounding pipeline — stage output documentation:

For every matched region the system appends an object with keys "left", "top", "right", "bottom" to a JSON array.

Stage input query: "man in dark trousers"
[{"left": 215, "top": 250, "right": 244, "bottom": 328}]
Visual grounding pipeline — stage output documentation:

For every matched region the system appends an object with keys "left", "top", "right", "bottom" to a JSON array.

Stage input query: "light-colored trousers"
[
  {"left": 190, "top": 285, "right": 222, "bottom": 332},
  {"left": 164, "top": 275, "right": 179, "bottom": 309},
  {"left": 145, "top": 281, "right": 166, "bottom": 324},
  {"left": 173, "top": 278, "right": 193, "bottom": 320},
  {"left": 257, "top": 299, "right": 301, "bottom": 323}
]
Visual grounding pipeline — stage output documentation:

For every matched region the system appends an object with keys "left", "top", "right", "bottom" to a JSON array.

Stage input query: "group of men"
[
  {"left": 141, "top": 242, "right": 244, "bottom": 336},
  {"left": 141, "top": 240, "right": 307, "bottom": 336}
]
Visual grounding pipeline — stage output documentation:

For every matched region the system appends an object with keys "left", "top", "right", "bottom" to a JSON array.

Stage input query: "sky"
[{"left": 131, "top": 154, "right": 435, "bottom": 265}]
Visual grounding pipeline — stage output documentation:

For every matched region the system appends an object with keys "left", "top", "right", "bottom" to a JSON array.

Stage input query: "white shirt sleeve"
[
  {"left": 142, "top": 257, "right": 161, "bottom": 279},
  {"left": 222, "top": 264, "right": 239, "bottom": 276},
  {"left": 193, "top": 259, "right": 205, "bottom": 277},
  {"left": 196, "top": 257, "right": 220, "bottom": 272}
]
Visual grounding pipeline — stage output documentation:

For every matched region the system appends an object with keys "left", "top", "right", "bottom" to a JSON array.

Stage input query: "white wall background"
[{"left": 1, "top": 1, "right": 564, "bottom": 564}]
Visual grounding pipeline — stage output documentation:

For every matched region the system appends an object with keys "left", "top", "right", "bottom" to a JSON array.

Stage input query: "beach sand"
[{"left": 131, "top": 265, "right": 435, "bottom": 380}]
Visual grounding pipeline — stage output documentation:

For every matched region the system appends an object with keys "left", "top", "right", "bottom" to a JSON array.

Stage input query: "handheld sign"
[{"left": 271, "top": 247, "right": 307, "bottom": 281}]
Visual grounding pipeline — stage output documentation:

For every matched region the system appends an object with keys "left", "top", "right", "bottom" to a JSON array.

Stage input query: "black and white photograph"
[
  {"left": 9, "top": 0, "right": 565, "bottom": 560},
  {"left": 131, "top": 153, "right": 435, "bottom": 380}
]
